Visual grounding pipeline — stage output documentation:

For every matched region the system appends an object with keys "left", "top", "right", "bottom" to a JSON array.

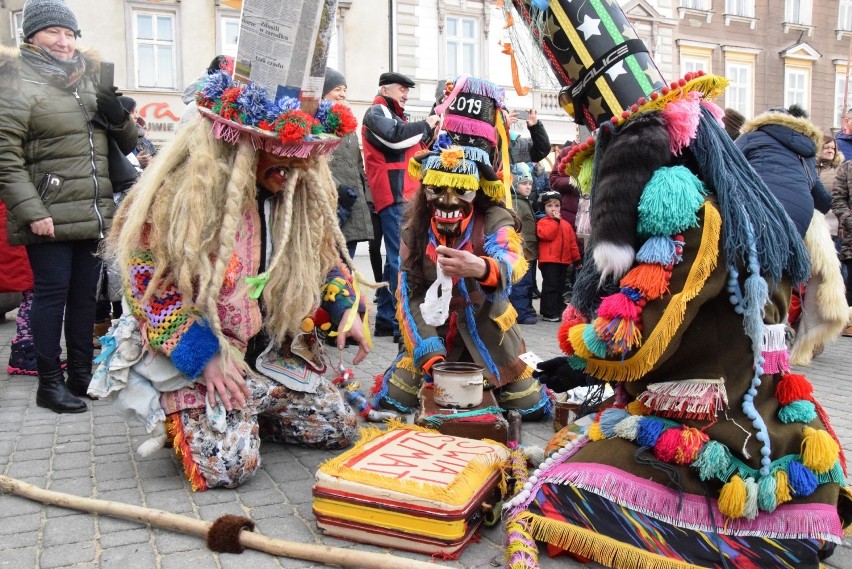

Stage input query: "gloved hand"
[
  {"left": 96, "top": 85, "right": 128, "bottom": 125},
  {"left": 534, "top": 356, "right": 591, "bottom": 393}
]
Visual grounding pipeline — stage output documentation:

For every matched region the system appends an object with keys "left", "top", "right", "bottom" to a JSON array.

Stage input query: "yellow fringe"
[
  {"left": 317, "top": 422, "right": 509, "bottom": 507},
  {"left": 494, "top": 303, "right": 518, "bottom": 332},
  {"left": 718, "top": 474, "right": 746, "bottom": 519},
  {"left": 505, "top": 515, "right": 539, "bottom": 568},
  {"left": 520, "top": 512, "right": 703, "bottom": 569},
  {"left": 396, "top": 355, "right": 418, "bottom": 374},
  {"left": 167, "top": 414, "right": 208, "bottom": 492},
  {"left": 583, "top": 202, "right": 721, "bottom": 381},
  {"left": 498, "top": 379, "right": 542, "bottom": 401},
  {"left": 422, "top": 169, "right": 481, "bottom": 191},
  {"left": 505, "top": 229, "right": 530, "bottom": 284},
  {"left": 481, "top": 178, "right": 508, "bottom": 204},
  {"left": 389, "top": 372, "right": 420, "bottom": 396},
  {"left": 775, "top": 470, "right": 793, "bottom": 505},
  {"left": 801, "top": 427, "right": 840, "bottom": 474},
  {"left": 408, "top": 157, "right": 423, "bottom": 180}
]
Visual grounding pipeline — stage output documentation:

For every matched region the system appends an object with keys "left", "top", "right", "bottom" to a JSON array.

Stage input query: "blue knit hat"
[{"left": 22, "top": 0, "right": 80, "bottom": 40}]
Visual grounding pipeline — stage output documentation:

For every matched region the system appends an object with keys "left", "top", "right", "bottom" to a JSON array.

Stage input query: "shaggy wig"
[{"left": 109, "top": 118, "right": 351, "bottom": 366}]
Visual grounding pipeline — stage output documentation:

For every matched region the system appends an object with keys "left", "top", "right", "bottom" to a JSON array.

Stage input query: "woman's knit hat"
[
  {"left": 323, "top": 68, "right": 346, "bottom": 97},
  {"left": 22, "top": 0, "right": 80, "bottom": 39}
]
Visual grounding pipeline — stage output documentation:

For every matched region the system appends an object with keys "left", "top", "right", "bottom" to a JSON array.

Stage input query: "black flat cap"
[{"left": 379, "top": 72, "right": 415, "bottom": 88}]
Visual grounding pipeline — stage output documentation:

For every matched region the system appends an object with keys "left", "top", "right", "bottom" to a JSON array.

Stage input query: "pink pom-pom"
[
  {"left": 662, "top": 91, "right": 701, "bottom": 155},
  {"left": 700, "top": 100, "right": 725, "bottom": 125},
  {"left": 562, "top": 304, "right": 587, "bottom": 327},
  {"left": 653, "top": 428, "right": 681, "bottom": 462},
  {"left": 597, "top": 292, "right": 641, "bottom": 322}
]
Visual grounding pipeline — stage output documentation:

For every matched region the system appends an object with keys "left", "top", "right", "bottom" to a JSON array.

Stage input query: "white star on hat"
[
  {"left": 577, "top": 15, "right": 601, "bottom": 40},
  {"left": 606, "top": 61, "right": 626, "bottom": 81}
]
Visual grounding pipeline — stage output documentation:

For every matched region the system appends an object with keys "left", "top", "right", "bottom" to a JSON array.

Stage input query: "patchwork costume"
[
  {"left": 503, "top": 1, "right": 851, "bottom": 567},
  {"left": 91, "top": 70, "right": 370, "bottom": 491}
]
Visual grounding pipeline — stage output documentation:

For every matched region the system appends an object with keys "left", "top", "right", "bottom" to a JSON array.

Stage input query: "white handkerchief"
[{"left": 420, "top": 264, "right": 453, "bottom": 326}]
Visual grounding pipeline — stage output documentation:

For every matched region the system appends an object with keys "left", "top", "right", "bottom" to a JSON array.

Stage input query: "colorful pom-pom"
[
  {"left": 718, "top": 475, "right": 747, "bottom": 518},
  {"left": 636, "top": 417, "right": 666, "bottom": 447},
  {"left": 774, "top": 469, "right": 793, "bottom": 505},
  {"left": 800, "top": 427, "right": 839, "bottom": 474},
  {"left": 637, "top": 165, "right": 706, "bottom": 237},
  {"left": 582, "top": 324, "right": 609, "bottom": 358},
  {"left": 597, "top": 293, "right": 641, "bottom": 321},
  {"left": 757, "top": 474, "right": 777, "bottom": 513},
  {"left": 613, "top": 414, "right": 642, "bottom": 440},
  {"left": 693, "top": 440, "right": 730, "bottom": 481},
  {"left": 787, "top": 460, "right": 818, "bottom": 496},
  {"left": 636, "top": 235, "right": 679, "bottom": 266},
  {"left": 557, "top": 322, "right": 575, "bottom": 355},
  {"left": 652, "top": 427, "right": 682, "bottom": 463},
  {"left": 675, "top": 426, "right": 709, "bottom": 465},
  {"left": 626, "top": 399, "right": 651, "bottom": 416},
  {"left": 568, "top": 324, "right": 594, "bottom": 359},
  {"left": 778, "top": 400, "right": 817, "bottom": 424},
  {"left": 620, "top": 263, "right": 671, "bottom": 301},
  {"left": 588, "top": 421, "right": 606, "bottom": 441},
  {"left": 776, "top": 373, "right": 814, "bottom": 405},
  {"left": 743, "top": 477, "right": 759, "bottom": 520},
  {"left": 598, "top": 408, "right": 630, "bottom": 438}
]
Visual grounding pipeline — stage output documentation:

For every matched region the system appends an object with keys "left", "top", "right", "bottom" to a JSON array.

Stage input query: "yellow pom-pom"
[
  {"left": 718, "top": 474, "right": 746, "bottom": 518},
  {"left": 775, "top": 470, "right": 793, "bottom": 505},
  {"left": 801, "top": 426, "right": 839, "bottom": 474},
  {"left": 568, "top": 324, "right": 594, "bottom": 359},
  {"left": 588, "top": 421, "right": 606, "bottom": 441},
  {"left": 320, "top": 322, "right": 332, "bottom": 331},
  {"left": 300, "top": 318, "right": 315, "bottom": 333},
  {"left": 626, "top": 400, "right": 651, "bottom": 416}
]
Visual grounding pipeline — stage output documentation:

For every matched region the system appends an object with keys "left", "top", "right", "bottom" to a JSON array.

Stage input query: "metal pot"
[{"left": 432, "top": 362, "right": 485, "bottom": 408}]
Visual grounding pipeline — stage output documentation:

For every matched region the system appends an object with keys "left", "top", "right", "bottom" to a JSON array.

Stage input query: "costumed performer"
[
  {"left": 502, "top": 1, "right": 851, "bottom": 567},
  {"left": 89, "top": 70, "right": 373, "bottom": 491}
]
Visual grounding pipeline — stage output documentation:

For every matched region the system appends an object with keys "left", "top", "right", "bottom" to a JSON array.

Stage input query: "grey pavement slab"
[{"left": 2, "top": 281, "right": 851, "bottom": 568}]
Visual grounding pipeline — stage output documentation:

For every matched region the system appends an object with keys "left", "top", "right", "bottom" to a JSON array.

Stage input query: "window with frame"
[
  {"left": 446, "top": 16, "right": 479, "bottom": 78},
  {"left": 133, "top": 10, "right": 176, "bottom": 89},
  {"left": 725, "top": 62, "right": 752, "bottom": 118},
  {"left": 841, "top": 0, "right": 852, "bottom": 31},
  {"left": 219, "top": 15, "right": 240, "bottom": 57},
  {"left": 10, "top": 11, "right": 23, "bottom": 46},
  {"left": 725, "top": 0, "right": 754, "bottom": 17},
  {"left": 785, "top": 0, "right": 811, "bottom": 25},
  {"left": 681, "top": 0, "right": 709, "bottom": 9},
  {"left": 784, "top": 67, "right": 809, "bottom": 109},
  {"left": 834, "top": 71, "right": 849, "bottom": 129}
]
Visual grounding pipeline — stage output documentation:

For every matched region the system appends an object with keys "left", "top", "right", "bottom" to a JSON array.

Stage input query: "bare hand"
[
  {"left": 426, "top": 115, "right": 440, "bottom": 128},
  {"left": 337, "top": 307, "right": 370, "bottom": 365},
  {"left": 436, "top": 245, "right": 487, "bottom": 279},
  {"left": 137, "top": 153, "right": 151, "bottom": 168},
  {"left": 30, "top": 217, "right": 55, "bottom": 238},
  {"left": 551, "top": 211, "right": 561, "bottom": 220},
  {"left": 508, "top": 109, "right": 519, "bottom": 126},
  {"left": 527, "top": 109, "right": 539, "bottom": 126},
  {"left": 198, "top": 354, "right": 251, "bottom": 411}
]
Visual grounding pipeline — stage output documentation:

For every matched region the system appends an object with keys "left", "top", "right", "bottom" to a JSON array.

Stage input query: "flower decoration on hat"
[
  {"left": 195, "top": 71, "right": 357, "bottom": 158},
  {"left": 408, "top": 144, "right": 506, "bottom": 203}
]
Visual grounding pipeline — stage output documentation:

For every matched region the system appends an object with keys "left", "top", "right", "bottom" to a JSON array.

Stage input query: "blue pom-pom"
[
  {"left": 693, "top": 440, "right": 730, "bottom": 481},
  {"left": 778, "top": 400, "right": 817, "bottom": 424},
  {"left": 598, "top": 408, "right": 630, "bottom": 438},
  {"left": 788, "top": 461, "right": 818, "bottom": 496},
  {"left": 199, "top": 70, "right": 233, "bottom": 101},
  {"left": 757, "top": 475, "right": 777, "bottom": 512},
  {"left": 432, "top": 132, "right": 454, "bottom": 151},
  {"left": 237, "top": 82, "right": 274, "bottom": 126},
  {"left": 274, "top": 96, "right": 301, "bottom": 114},
  {"left": 637, "top": 166, "right": 707, "bottom": 237},
  {"left": 636, "top": 236, "right": 678, "bottom": 265},
  {"left": 530, "top": 0, "right": 549, "bottom": 9},
  {"left": 637, "top": 417, "right": 666, "bottom": 447},
  {"left": 582, "top": 324, "right": 609, "bottom": 358},
  {"left": 314, "top": 98, "right": 332, "bottom": 125}
]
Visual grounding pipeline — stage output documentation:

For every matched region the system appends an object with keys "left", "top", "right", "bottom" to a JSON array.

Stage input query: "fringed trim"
[
  {"left": 481, "top": 178, "right": 507, "bottom": 204},
  {"left": 637, "top": 378, "right": 728, "bottom": 421},
  {"left": 583, "top": 202, "right": 721, "bottom": 382},
  {"left": 389, "top": 372, "right": 420, "bottom": 396},
  {"left": 408, "top": 157, "right": 422, "bottom": 180},
  {"left": 319, "top": 422, "right": 510, "bottom": 507},
  {"left": 421, "top": 406, "right": 504, "bottom": 426},
  {"left": 458, "top": 75, "right": 507, "bottom": 102},
  {"left": 167, "top": 414, "right": 208, "bottom": 492},
  {"left": 505, "top": 515, "right": 540, "bottom": 569},
  {"left": 519, "top": 512, "right": 703, "bottom": 569},
  {"left": 499, "top": 379, "right": 543, "bottom": 402},
  {"left": 413, "top": 335, "right": 445, "bottom": 364},
  {"left": 494, "top": 303, "right": 518, "bottom": 332},
  {"left": 422, "top": 169, "right": 482, "bottom": 191},
  {"left": 442, "top": 114, "right": 498, "bottom": 145},
  {"left": 483, "top": 226, "right": 528, "bottom": 286}
]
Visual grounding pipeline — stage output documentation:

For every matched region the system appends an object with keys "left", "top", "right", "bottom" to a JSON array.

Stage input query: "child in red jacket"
[{"left": 536, "top": 191, "right": 581, "bottom": 321}]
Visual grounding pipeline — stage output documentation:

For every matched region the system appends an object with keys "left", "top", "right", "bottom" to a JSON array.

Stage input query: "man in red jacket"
[{"left": 362, "top": 72, "right": 438, "bottom": 341}]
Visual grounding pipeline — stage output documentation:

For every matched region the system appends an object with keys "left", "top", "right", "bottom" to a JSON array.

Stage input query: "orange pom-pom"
[
  {"left": 776, "top": 373, "right": 814, "bottom": 405},
  {"left": 620, "top": 263, "right": 671, "bottom": 300},
  {"left": 557, "top": 322, "right": 575, "bottom": 355},
  {"left": 676, "top": 426, "right": 709, "bottom": 464}
]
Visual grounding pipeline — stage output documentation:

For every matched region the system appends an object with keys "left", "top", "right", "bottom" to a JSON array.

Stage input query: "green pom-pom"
[
  {"left": 567, "top": 355, "right": 586, "bottom": 370},
  {"left": 582, "top": 324, "right": 608, "bottom": 358},
  {"left": 778, "top": 400, "right": 817, "bottom": 424},
  {"left": 757, "top": 474, "right": 777, "bottom": 512},
  {"left": 693, "top": 440, "right": 730, "bottom": 481},
  {"left": 638, "top": 165, "right": 707, "bottom": 237}
]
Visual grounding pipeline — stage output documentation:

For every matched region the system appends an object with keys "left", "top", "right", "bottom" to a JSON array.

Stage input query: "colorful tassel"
[
  {"left": 557, "top": 321, "right": 574, "bottom": 355},
  {"left": 675, "top": 426, "right": 709, "bottom": 465},
  {"left": 619, "top": 263, "right": 670, "bottom": 301},
  {"left": 636, "top": 417, "right": 666, "bottom": 447},
  {"left": 742, "top": 477, "right": 759, "bottom": 520},
  {"left": 493, "top": 303, "right": 518, "bottom": 332},
  {"left": 626, "top": 399, "right": 651, "bottom": 416},
  {"left": 787, "top": 460, "right": 818, "bottom": 496},
  {"left": 693, "top": 440, "right": 730, "bottom": 481},
  {"left": 637, "top": 165, "right": 706, "bottom": 237},
  {"left": 718, "top": 474, "right": 747, "bottom": 519},
  {"left": 778, "top": 400, "right": 817, "bottom": 424},
  {"left": 661, "top": 91, "right": 701, "bottom": 155},
  {"left": 636, "top": 235, "right": 680, "bottom": 266},
  {"left": 638, "top": 378, "right": 728, "bottom": 421},
  {"left": 581, "top": 324, "right": 608, "bottom": 358},
  {"left": 597, "top": 293, "right": 641, "bottom": 321},
  {"left": 561, "top": 304, "right": 587, "bottom": 327},
  {"left": 568, "top": 324, "right": 594, "bottom": 359},
  {"left": 598, "top": 408, "right": 630, "bottom": 438},
  {"left": 775, "top": 373, "right": 813, "bottom": 406},
  {"left": 587, "top": 421, "right": 606, "bottom": 441},
  {"left": 801, "top": 427, "right": 840, "bottom": 474},
  {"left": 774, "top": 469, "right": 793, "bottom": 505},
  {"left": 652, "top": 427, "right": 682, "bottom": 463},
  {"left": 613, "top": 414, "right": 642, "bottom": 440},
  {"left": 576, "top": 153, "right": 594, "bottom": 196},
  {"left": 757, "top": 474, "right": 777, "bottom": 513}
]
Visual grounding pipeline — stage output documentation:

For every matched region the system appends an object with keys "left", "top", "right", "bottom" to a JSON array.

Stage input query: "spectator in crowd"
[
  {"left": 323, "top": 68, "right": 374, "bottom": 259},
  {"left": 549, "top": 141, "right": 585, "bottom": 299},
  {"left": 531, "top": 161, "right": 549, "bottom": 200},
  {"left": 831, "top": 155, "right": 852, "bottom": 336},
  {"left": 816, "top": 134, "right": 845, "bottom": 274},
  {"left": 1, "top": 199, "right": 37, "bottom": 376},
  {"left": 722, "top": 107, "right": 745, "bottom": 140},
  {"left": 0, "top": 0, "right": 137, "bottom": 413},
  {"left": 508, "top": 109, "right": 550, "bottom": 165},
  {"left": 836, "top": 108, "right": 852, "bottom": 160},
  {"left": 362, "top": 71, "right": 439, "bottom": 341},
  {"left": 118, "top": 96, "right": 157, "bottom": 169},
  {"left": 178, "top": 54, "right": 234, "bottom": 127},
  {"left": 536, "top": 190, "right": 581, "bottom": 321},
  {"left": 509, "top": 163, "right": 539, "bottom": 325}
]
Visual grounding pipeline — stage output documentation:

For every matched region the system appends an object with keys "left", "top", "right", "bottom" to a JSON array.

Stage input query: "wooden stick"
[{"left": 0, "top": 475, "right": 438, "bottom": 569}]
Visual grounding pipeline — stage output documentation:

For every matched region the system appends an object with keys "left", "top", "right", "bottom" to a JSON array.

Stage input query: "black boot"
[
  {"left": 36, "top": 356, "right": 86, "bottom": 413},
  {"left": 66, "top": 345, "right": 95, "bottom": 399}
]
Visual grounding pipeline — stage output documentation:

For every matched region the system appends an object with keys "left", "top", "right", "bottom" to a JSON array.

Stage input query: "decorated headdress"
[
  {"left": 195, "top": 71, "right": 357, "bottom": 159},
  {"left": 408, "top": 145, "right": 505, "bottom": 204}
]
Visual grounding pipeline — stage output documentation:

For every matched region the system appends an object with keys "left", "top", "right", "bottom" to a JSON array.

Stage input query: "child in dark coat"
[{"left": 536, "top": 191, "right": 581, "bottom": 320}]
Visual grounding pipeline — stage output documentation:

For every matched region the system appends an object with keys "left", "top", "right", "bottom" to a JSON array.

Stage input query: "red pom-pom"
[
  {"left": 776, "top": 373, "right": 814, "bottom": 405},
  {"left": 670, "top": 81, "right": 679, "bottom": 89},
  {"left": 557, "top": 322, "right": 574, "bottom": 355},
  {"left": 586, "top": 136, "right": 595, "bottom": 144},
  {"left": 678, "top": 78, "right": 687, "bottom": 87},
  {"left": 661, "top": 87, "right": 670, "bottom": 95},
  {"left": 684, "top": 72, "right": 694, "bottom": 81},
  {"left": 697, "top": 69, "right": 705, "bottom": 76},
  {"left": 621, "top": 110, "right": 630, "bottom": 118},
  {"left": 630, "top": 104, "right": 638, "bottom": 112},
  {"left": 579, "top": 142, "right": 589, "bottom": 151},
  {"left": 638, "top": 97, "right": 646, "bottom": 105},
  {"left": 329, "top": 103, "right": 358, "bottom": 136},
  {"left": 653, "top": 428, "right": 681, "bottom": 463},
  {"left": 651, "top": 91, "right": 660, "bottom": 100}
]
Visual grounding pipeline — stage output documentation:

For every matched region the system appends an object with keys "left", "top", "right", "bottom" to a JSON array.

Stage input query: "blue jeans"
[
  {"left": 376, "top": 203, "right": 403, "bottom": 332},
  {"left": 509, "top": 261, "right": 536, "bottom": 321}
]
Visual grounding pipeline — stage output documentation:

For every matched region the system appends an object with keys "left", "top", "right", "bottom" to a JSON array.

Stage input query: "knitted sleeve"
[
  {"left": 125, "top": 251, "right": 219, "bottom": 379},
  {"left": 483, "top": 208, "right": 529, "bottom": 292}
]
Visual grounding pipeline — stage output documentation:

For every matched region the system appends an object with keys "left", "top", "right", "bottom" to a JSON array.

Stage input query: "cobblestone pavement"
[{"left": 1, "top": 286, "right": 851, "bottom": 568}]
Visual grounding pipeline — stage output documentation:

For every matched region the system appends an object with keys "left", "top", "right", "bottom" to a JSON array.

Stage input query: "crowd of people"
[{"left": 1, "top": 0, "right": 851, "bottom": 566}]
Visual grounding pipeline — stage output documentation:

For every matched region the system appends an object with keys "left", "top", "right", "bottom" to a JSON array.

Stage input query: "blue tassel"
[
  {"left": 372, "top": 353, "right": 402, "bottom": 408},
  {"left": 582, "top": 324, "right": 609, "bottom": 358},
  {"left": 742, "top": 272, "right": 769, "bottom": 357},
  {"left": 778, "top": 400, "right": 817, "bottom": 424},
  {"left": 636, "top": 236, "right": 678, "bottom": 265},
  {"left": 757, "top": 474, "right": 777, "bottom": 512},
  {"left": 788, "top": 460, "right": 818, "bottom": 496},
  {"left": 458, "top": 279, "right": 500, "bottom": 380},
  {"left": 598, "top": 408, "right": 630, "bottom": 438},
  {"left": 637, "top": 417, "right": 666, "bottom": 447},
  {"left": 518, "top": 389, "right": 552, "bottom": 417},
  {"left": 693, "top": 440, "right": 731, "bottom": 481},
  {"left": 413, "top": 336, "right": 445, "bottom": 363},
  {"left": 637, "top": 166, "right": 706, "bottom": 237}
]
